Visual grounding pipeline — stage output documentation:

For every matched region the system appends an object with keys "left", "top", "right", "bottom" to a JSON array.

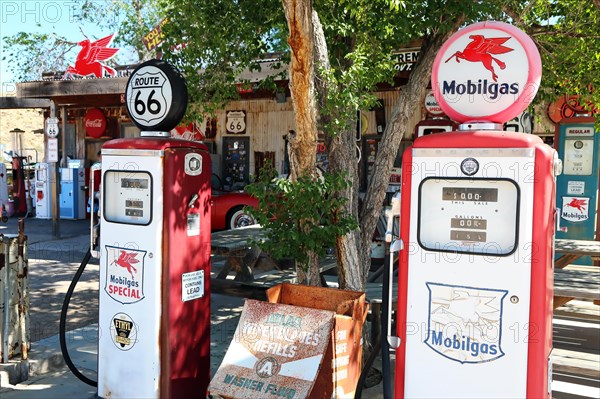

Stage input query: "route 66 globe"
[{"left": 125, "top": 59, "right": 188, "bottom": 132}]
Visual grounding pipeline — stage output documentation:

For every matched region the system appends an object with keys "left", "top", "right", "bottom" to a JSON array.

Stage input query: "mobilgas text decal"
[
  {"left": 105, "top": 245, "right": 146, "bottom": 304},
  {"left": 561, "top": 196, "right": 590, "bottom": 222},
  {"left": 424, "top": 282, "right": 507, "bottom": 364}
]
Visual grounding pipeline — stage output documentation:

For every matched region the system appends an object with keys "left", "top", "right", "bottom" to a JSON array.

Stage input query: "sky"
[{"left": 0, "top": 0, "right": 118, "bottom": 96}]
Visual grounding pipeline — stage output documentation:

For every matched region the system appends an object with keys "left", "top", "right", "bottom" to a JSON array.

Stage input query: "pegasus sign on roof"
[
  {"left": 63, "top": 33, "right": 120, "bottom": 79},
  {"left": 431, "top": 21, "right": 542, "bottom": 124}
]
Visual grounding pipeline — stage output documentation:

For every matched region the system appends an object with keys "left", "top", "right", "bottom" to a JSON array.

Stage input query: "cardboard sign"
[{"left": 210, "top": 299, "right": 335, "bottom": 399}]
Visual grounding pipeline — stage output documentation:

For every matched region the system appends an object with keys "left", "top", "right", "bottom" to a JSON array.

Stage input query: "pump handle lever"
[
  {"left": 89, "top": 162, "right": 102, "bottom": 259},
  {"left": 188, "top": 193, "right": 199, "bottom": 209}
]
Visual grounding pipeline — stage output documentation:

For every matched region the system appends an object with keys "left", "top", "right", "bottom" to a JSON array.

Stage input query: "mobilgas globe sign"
[{"left": 432, "top": 21, "right": 542, "bottom": 124}]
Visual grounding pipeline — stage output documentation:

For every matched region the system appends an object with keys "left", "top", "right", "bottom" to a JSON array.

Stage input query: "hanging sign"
[
  {"left": 431, "top": 21, "right": 542, "bottom": 124},
  {"left": 125, "top": 59, "right": 188, "bottom": 132},
  {"left": 84, "top": 108, "right": 107, "bottom": 138}
]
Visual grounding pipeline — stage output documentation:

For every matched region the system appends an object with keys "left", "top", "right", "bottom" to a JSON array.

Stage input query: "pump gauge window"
[
  {"left": 103, "top": 170, "right": 153, "bottom": 225},
  {"left": 418, "top": 178, "right": 519, "bottom": 256}
]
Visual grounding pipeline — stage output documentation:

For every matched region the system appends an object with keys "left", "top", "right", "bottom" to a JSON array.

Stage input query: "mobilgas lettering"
[
  {"left": 442, "top": 79, "right": 519, "bottom": 100},
  {"left": 429, "top": 332, "right": 498, "bottom": 358},
  {"left": 109, "top": 274, "right": 140, "bottom": 288}
]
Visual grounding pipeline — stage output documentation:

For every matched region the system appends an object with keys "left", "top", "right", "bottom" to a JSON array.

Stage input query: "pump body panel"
[
  {"left": 395, "top": 131, "right": 556, "bottom": 399},
  {"left": 98, "top": 138, "right": 211, "bottom": 398}
]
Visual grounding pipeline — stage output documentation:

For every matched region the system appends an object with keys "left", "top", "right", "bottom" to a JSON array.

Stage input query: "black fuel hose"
[
  {"left": 354, "top": 333, "right": 382, "bottom": 399},
  {"left": 59, "top": 247, "right": 98, "bottom": 387}
]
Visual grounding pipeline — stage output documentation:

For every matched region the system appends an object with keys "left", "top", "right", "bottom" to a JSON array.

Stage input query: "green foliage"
[
  {"left": 504, "top": 0, "right": 600, "bottom": 125},
  {"left": 245, "top": 163, "right": 358, "bottom": 270}
]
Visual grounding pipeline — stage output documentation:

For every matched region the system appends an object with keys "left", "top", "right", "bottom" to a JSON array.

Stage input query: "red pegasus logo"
[
  {"left": 112, "top": 251, "right": 140, "bottom": 279},
  {"left": 63, "top": 33, "right": 119, "bottom": 79},
  {"left": 445, "top": 35, "right": 514, "bottom": 82},
  {"left": 566, "top": 198, "right": 587, "bottom": 213}
]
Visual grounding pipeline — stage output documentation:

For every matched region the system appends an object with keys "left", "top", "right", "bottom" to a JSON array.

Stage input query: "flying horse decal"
[
  {"left": 63, "top": 33, "right": 120, "bottom": 79},
  {"left": 445, "top": 35, "right": 514, "bottom": 82}
]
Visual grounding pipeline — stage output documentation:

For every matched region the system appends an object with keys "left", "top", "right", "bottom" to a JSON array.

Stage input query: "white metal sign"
[
  {"left": 47, "top": 138, "right": 58, "bottom": 163},
  {"left": 124, "top": 59, "right": 187, "bottom": 133},
  {"left": 567, "top": 181, "right": 585, "bottom": 195},
  {"left": 565, "top": 126, "right": 594, "bottom": 137},
  {"left": 126, "top": 65, "right": 171, "bottom": 126},
  {"left": 561, "top": 196, "right": 589, "bottom": 222},
  {"left": 432, "top": 21, "right": 542, "bottom": 124},
  {"left": 182, "top": 270, "right": 204, "bottom": 302},
  {"left": 226, "top": 110, "right": 247, "bottom": 134},
  {"left": 45, "top": 117, "right": 59, "bottom": 138}
]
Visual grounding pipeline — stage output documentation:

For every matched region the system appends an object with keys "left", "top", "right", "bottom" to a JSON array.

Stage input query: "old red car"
[{"left": 211, "top": 175, "right": 258, "bottom": 230}]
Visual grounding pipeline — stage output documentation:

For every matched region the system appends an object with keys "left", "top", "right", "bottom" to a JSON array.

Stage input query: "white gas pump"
[
  {"left": 394, "top": 22, "right": 559, "bottom": 399},
  {"left": 34, "top": 163, "right": 51, "bottom": 219},
  {"left": 95, "top": 60, "right": 211, "bottom": 398}
]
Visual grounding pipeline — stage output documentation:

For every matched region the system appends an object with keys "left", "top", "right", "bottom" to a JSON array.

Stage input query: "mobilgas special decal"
[
  {"left": 110, "top": 312, "right": 138, "bottom": 351},
  {"left": 424, "top": 282, "right": 508, "bottom": 364},
  {"left": 105, "top": 245, "right": 147, "bottom": 304}
]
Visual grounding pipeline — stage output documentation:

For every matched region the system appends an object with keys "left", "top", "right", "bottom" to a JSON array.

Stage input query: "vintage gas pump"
[
  {"left": 554, "top": 112, "right": 599, "bottom": 257},
  {"left": 394, "top": 22, "right": 559, "bottom": 398},
  {"left": 96, "top": 60, "right": 211, "bottom": 398}
]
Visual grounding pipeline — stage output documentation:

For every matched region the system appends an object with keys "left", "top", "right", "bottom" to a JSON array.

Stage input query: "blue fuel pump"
[{"left": 555, "top": 115, "right": 599, "bottom": 263}]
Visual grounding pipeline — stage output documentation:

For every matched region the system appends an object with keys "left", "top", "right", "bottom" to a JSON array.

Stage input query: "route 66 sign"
[
  {"left": 125, "top": 59, "right": 187, "bottom": 132},
  {"left": 45, "top": 117, "right": 59, "bottom": 138},
  {"left": 226, "top": 110, "right": 246, "bottom": 134}
]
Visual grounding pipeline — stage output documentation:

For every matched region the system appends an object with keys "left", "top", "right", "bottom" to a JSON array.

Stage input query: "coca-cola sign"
[{"left": 84, "top": 108, "right": 107, "bottom": 138}]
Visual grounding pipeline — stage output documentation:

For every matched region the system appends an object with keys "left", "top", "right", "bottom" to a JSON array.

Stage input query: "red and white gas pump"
[
  {"left": 394, "top": 21, "right": 560, "bottom": 398},
  {"left": 96, "top": 60, "right": 211, "bottom": 398}
]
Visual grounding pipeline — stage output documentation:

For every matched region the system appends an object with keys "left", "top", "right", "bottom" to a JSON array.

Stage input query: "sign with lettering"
[
  {"left": 104, "top": 245, "right": 146, "bottom": 305},
  {"left": 125, "top": 59, "right": 188, "bottom": 132},
  {"left": 45, "top": 117, "right": 59, "bottom": 138},
  {"left": 431, "top": 21, "right": 542, "bottom": 124},
  {"left": 143, "top": 18, "right": 168, "bottom": 51},
  {"left": 209, "top": 299, "right": 335, "bottom": 399},
  {"left": 226, "top": 110, "right": 247, "bottom": 134},
  {"left": 181, "top": 270, "right": 204, "bottom": 301},
  {"left": 393, "top": 48, "right": 421, "bottom": 72},
  {"left": 47, "top": 138, "right": 58, "bottom": 163},
  {"left": 84, "top": 108, "right": 107, "bottom": 138}
]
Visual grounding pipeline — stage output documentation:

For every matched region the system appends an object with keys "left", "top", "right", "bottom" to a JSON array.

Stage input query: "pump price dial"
[
  {"left": 443, "top": 187, "right": 498, "bottom": 202},
  {"left": 419, "top": 178, "right": 519, "bottom": 256}
]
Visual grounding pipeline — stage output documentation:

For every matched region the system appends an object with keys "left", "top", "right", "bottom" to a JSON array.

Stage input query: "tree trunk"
[
  {"left": 359, "top": 26, "right": 464, "bottom": 272},
  {"left": 283, "top": 0, "right": 320, "bottom": 286},
  {"left": 312, "top": 11, "right": 365, "bottom": 291}
]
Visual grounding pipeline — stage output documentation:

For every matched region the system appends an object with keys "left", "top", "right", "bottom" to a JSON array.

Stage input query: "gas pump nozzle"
[
  {"left": 89, "top": 162, "right": 101, "bottom": 259},
  {"left": 384, "top": 191, "right": 402, "bottom": 348},
  {"left": 381, "top": 191, "right": 402, "bottom": 398}
]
